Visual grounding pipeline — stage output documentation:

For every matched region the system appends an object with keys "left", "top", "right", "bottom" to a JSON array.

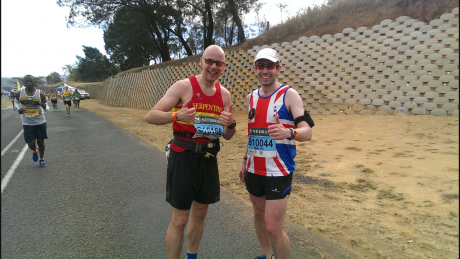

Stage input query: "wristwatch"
[
  {"left": 287, "top": 128, "right": 297, "bottom": 140},
  {"left": 227, "top": 120, "right": 237, "bottom": 129}
]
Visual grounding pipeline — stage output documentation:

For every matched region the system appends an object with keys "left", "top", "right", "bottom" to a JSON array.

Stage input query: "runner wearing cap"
[{"left": 240, "top": 48, "right": 314, "bottom": 259}]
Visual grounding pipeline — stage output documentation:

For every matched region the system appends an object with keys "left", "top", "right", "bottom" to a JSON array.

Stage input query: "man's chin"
[
  {"left": 209, "top": 73, "right": 218, "bottom": 78},
  {"left": 260, "top": 79, "right": 274, "bottom": 86}
]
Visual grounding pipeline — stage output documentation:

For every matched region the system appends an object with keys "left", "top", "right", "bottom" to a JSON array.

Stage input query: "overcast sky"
[{"left": 1, "top": 0, "right": 316, "bottom": 78}]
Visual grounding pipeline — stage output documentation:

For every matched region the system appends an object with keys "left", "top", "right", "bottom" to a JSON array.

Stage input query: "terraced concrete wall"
[{"left": 100, "top": 7, "right": 459, "bottom": 116}]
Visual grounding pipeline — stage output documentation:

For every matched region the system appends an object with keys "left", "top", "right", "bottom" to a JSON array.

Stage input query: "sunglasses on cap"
[
  {"left": 255, "top": 62, "right": 278, "bottom": 70},
  {"left": 203, "top": 58, "right": 226, "bottom": 67}
]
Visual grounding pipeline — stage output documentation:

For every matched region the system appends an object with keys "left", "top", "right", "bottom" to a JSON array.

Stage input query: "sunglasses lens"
[
  {"left": 204, "top": 58, "right": 225, "bottom": 67},
  {"left": 256, "top": 63, "right": 276, "bottom": 70}
]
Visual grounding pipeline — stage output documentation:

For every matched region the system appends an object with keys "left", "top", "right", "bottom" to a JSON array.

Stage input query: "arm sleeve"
[{"left": 14, "top": 99, "right": 22, "bottom": 110}]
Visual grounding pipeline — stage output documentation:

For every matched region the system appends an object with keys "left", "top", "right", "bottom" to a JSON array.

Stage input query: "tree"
[
  {"left": 61, "top": 64, "right": 76, "bottom": 81},
  {"left": 58, "top": 0, "right": 257, "bottom": 61},
  {"left": 277, "top": 3, "right": 288, "bottom": 24},
  {"left": 227, "top": 0, "right": 245, "bottom": 43},
  {"left": 252, "top": 2, "right": 268, "bottom": 36},
  {"left": 58, "top": 0, "right": 182, "bottom": 61},
  {"left": 46, "top": 72, "right": 62, "bottom": 85},
  {"left": 75, "top": 46, "right": 120, "bottom": 82},
  {"left": 104, "top": 6, "right": 162, "bottom": 70},
  {"left": 209, "top": 0, "right": 257, "bottom": 47}
]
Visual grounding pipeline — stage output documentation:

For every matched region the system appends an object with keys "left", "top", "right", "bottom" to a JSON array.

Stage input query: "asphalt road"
[{"left": 1, "top": 96, "right": 360, "bottom": 258}]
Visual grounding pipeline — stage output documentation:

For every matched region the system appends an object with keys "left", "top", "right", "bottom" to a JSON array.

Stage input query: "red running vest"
[{"left": 171, "top": 76, "right": 224, "bottom": 152}]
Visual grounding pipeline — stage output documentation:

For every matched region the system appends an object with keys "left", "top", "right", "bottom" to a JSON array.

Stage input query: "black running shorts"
[
  {"left": 244, "top": 171, "right": 293, "bottom": 200},
  {"left": 166, "top": 149, "right": 220, "bottom": 210},
  {"left": 23, "top": 123, "right": 48, "bottom": 143}
]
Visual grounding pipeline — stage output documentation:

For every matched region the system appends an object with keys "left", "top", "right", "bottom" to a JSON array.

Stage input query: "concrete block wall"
[{"left": 101, "top": 7, "right": 459, "bottom": 116}]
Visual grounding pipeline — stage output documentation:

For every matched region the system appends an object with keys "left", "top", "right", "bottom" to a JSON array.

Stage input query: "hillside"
[
  {"left": 113, "top": 0, "right": 458, "bottom": 76},
  {"left": 1, "top": 78, "right": 16, "bottom": 89}
]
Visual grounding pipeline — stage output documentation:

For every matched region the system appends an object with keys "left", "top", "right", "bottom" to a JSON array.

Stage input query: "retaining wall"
[{"left": 90, "top": 7, "right": 459, "bottom": 116}]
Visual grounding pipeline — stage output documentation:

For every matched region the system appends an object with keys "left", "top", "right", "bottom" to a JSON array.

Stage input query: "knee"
[
  {"left": 27, "top": 142, "right": 36, "bottom": 150},
  {"left": 191, "top": 205, "right": 208, "bottom": 220},
  {"left": 37, "top": 139, "right": 45, "bottom": 147},
  {"left": 253, "top": 207, "right": 265, "bottom": 221},
  {"left": 171, "top": 215, "right": 188, "bottom": 230},
  {"left": 265, "top": 219, "right": 284, "bottom": 240}
]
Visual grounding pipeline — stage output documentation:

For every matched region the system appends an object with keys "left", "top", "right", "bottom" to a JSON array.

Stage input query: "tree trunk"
[
  {"left": 174, "top": 27, "right": 193, "bottom": 56},
  {"left": 204, "top": 0, "right": 214, "bottom": 49},
  {"left": 147, "top": 23, "right": 171, "bottom": 62},
  {"left": 228, "top": 23, "right": 235, "bottom": 46},
  {"left": 227, "top": 0, "right": 245, "bottom": 43}
]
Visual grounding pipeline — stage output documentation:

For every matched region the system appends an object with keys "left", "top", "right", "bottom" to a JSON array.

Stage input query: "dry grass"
[
  {"left": 80, "top": 99, "right": 459, "bottom": 259},
  {"left": 1, "top": 99, "right": 13, "bottom": 109}
]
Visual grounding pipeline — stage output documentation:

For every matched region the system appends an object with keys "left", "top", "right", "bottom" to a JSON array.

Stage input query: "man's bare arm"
[
  {"left": 286, "top": 89, "right": 312, "bottom": 142},
  {"left": 145, "top": 79, "right": 194, "bottom": 125},
  {"left": 220, "top": 87, "right": 236, "bottom": 140}
]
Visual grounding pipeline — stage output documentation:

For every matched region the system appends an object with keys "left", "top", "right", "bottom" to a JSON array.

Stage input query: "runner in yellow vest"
[
  {"left": 62, "top": 86, "right": 72, "bottom": 116},
  {"left": 48, "top": 89, "right": 58, "bottom": 111}
]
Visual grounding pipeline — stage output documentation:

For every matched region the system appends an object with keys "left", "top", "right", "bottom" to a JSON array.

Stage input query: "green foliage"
[
  {"left": 75, "top": 46, "right": 120, "bottom": 82},
  {"left": 62, "top": 63, "right": 76, "bottom": 81},
  {"left": 104, "top": 7, "right": 161, "bottom": 70},
  {"left": 58, "top": 0, "right": 258, "bottom": 68},
  {"left": 46, "top": 72, "right": 62, "bottom": 85}
]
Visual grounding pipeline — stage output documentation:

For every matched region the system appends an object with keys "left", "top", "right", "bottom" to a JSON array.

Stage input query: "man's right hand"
[
  {"left": 239, "top": 165, "right": 246, "bottom": 182},
  {"left": 177, "top": 98, "right": 196, "bottom": 123}
]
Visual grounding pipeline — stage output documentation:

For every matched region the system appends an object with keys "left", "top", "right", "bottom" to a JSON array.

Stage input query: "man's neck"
[
  {"left": 195, "top": 74, "right": 215, "bottom": 89},
  {"left": 25, "top": 87, "right": 35, "bottom": 94},
  {"left": 259, "top": 82, "right": 281, "bottom": 97}
]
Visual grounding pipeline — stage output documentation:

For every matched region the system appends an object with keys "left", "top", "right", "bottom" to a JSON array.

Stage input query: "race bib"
[
  {"left": 23, "top": 106, "right": 39, "bottom": 117},
  {"left": 193, "top": 116, "right": 224, "bottom": 140},
  {"left": 248, "top": 127, "right": 276, "bottom": 158},
  {"left": 64, "top": 96, "right": 70, "bottom": 101}
]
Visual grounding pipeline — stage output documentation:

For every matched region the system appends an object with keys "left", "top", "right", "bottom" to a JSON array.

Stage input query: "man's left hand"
[
  {"left": 267, "top": 115, "right": 290, "bottom": 140},
  {"left": 220, "top": 103, "right": 234, "bottom": 127}
]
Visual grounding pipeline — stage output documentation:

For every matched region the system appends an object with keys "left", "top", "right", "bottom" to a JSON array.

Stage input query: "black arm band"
[{"left": 294, "top": 110, "right": 315, "bottom": 128}]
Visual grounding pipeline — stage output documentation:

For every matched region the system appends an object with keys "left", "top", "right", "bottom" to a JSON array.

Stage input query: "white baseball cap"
[{"left": 254, "top": 48, "right": 281, "bottom": 63}]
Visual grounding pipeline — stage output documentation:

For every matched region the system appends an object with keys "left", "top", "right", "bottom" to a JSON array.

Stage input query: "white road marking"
[
  {"left": 1, "top": 130, "right": 23, "bottom": 157},
  {"left": 1, "top": 144, "right": 28, "bottom": 194}
]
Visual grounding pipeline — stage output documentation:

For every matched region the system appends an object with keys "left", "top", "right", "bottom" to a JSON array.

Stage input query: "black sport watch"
[
  {"left": 287, "top": 128, "right": 297, "bottom": 140},
  {"left": 227, "top": 120, "right": 237, "bottom": 129}
]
